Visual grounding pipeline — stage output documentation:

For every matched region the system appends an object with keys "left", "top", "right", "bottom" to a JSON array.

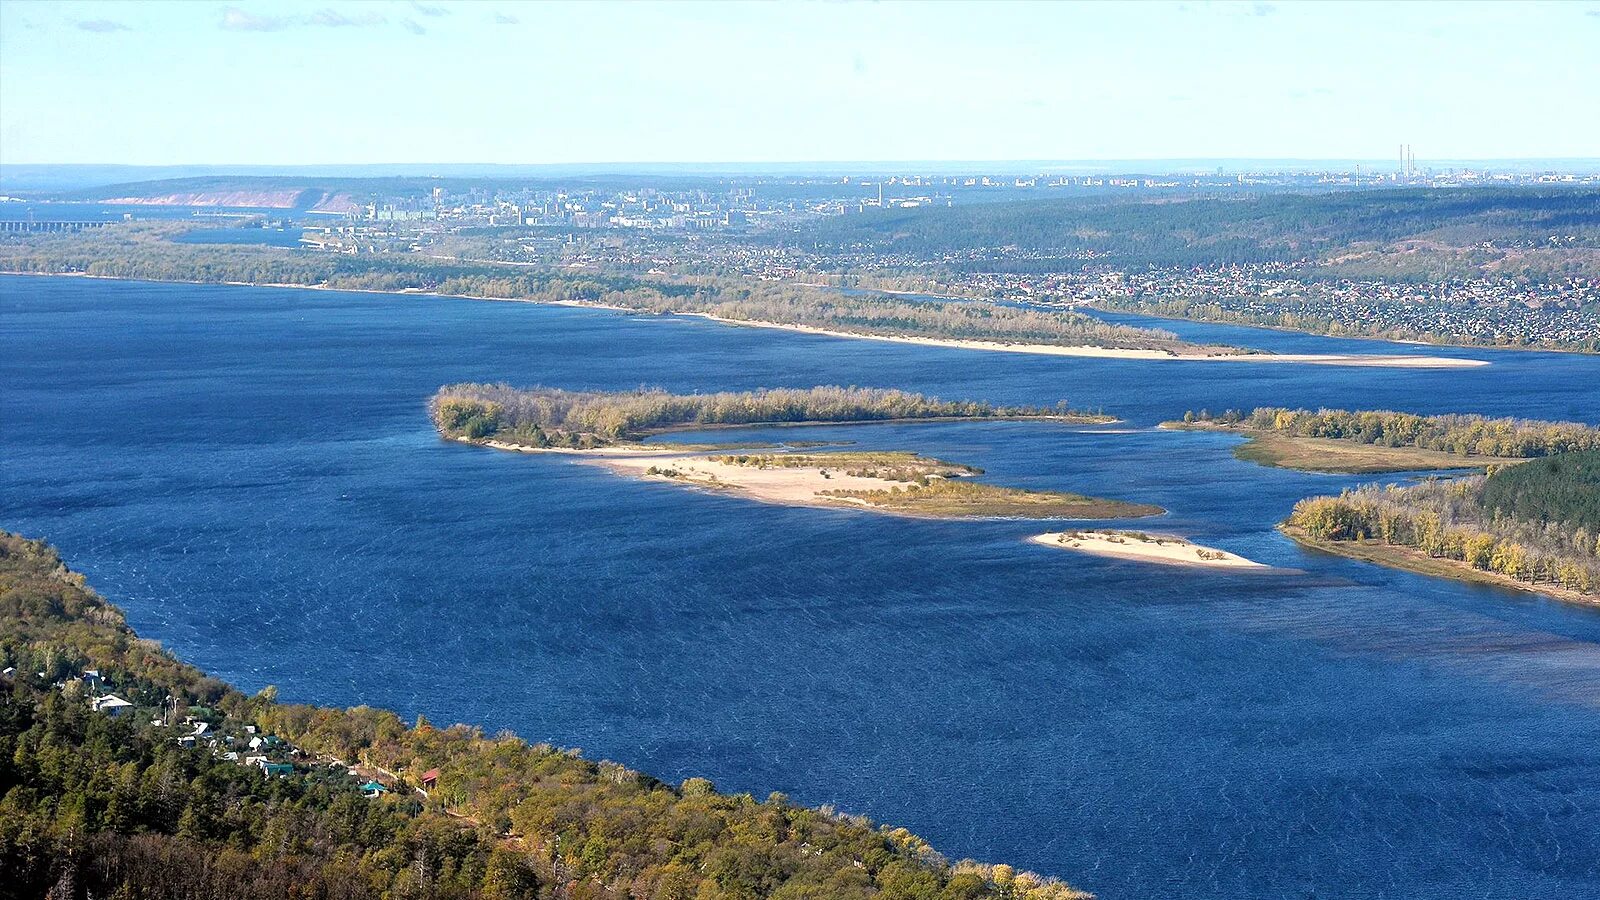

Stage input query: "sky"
[{"left": 1, "top": 0, "right": 1597, "bottom": 166}]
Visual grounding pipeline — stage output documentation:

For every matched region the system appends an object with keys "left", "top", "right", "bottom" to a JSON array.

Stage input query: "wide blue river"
[{"left": 3, "top": 274, "right": 1598, "bottom": 899}]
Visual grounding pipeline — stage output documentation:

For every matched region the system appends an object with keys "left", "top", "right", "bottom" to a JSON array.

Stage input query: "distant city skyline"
[{"left": 2, "top": 0, "right": 1598, "bottom": 166}]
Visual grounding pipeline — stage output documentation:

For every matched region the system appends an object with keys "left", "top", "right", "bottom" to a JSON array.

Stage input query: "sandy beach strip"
[
  {"left": 690, "top": 315, "right": 1488, "bottom": 368},
  {"left": 594, "top": 453, "right": 897, "bottom": 509},
  {"left": 1032, "top": 530, "right": 1267, "bottom": 568},
  {"left": 462, "top": 441, "right": 906, "bottom": 506}
]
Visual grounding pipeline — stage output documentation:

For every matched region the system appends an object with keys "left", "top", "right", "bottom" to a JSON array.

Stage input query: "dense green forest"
[
  {"left": 1479, "top": 451, "right": 1600, "bottom": 533},
  {"left": 431, "top": 384, "right": 1099, "bottom": 448},
  {"left": 1183, "top": 407, "right": 1600, "bottom": 459},
  {"left": 801, "top": 188, "right": 1600, "bottom": 270},
  {"left": 0, "top": 530, "right": 1091, "bottom": 899},
  {"left": 1286, "top": 456, "right": 1600, "bottom": 597},
  {"left": 0, "top": 225, "right": 1214, "bottom": 353}
]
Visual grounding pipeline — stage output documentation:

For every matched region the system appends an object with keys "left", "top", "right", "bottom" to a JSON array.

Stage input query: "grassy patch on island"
[
  {"left": 821, "top": 478, "right": 1163, "bottom": 519},
  {"left": 1168, "top": 406, "right": 1600, "bottom": 474},
  {"left": 711, "top": 450, "right": 981, "bottom": 481},
  {"left": 1229, "top": 430, "right": 1510, "bottom": 474}
]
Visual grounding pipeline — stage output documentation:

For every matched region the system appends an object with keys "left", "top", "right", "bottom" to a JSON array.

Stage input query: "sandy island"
[
  {"left": 1032, "top": 530, "right": 1267, "bottom": 568},
  {"left": 468, "top": 439, "right": 939, "bottom": 508},
  {"left": 468, "top": 439, "right": 1155, "bottom": 518}
]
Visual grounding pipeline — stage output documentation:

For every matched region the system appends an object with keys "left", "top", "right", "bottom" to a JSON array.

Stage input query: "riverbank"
[
  {"left": 693, "top": 313, "right": 1486, "bottom": 368},
  {"left": 0, "top": 529, "right": 1088, "bottom": 899},
  {"left": 1282, "top": 525, "right": 1598, "bottom": 606},
  {"left": 1031, "top": 530, "right": 1267, "bottom": 568},
  {"left": 1, "top": 270, "right": 1485, "bottom": 368}
]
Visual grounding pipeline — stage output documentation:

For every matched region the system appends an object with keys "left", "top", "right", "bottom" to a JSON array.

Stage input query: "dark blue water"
[
  {"left": 3, "top": 275, "right": 1599, "bottom": 899},
  {"left": 171, "top": 227, "right": 307, "bottom": 247}
]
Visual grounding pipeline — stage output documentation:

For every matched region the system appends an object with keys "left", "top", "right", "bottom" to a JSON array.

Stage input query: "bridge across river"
[{"left": 0, "top": 220, "right": 113, "bottom": 233}]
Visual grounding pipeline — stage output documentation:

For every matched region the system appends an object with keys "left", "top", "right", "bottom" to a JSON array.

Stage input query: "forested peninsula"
[
  {"left": 0, "top": 530, "right": 1092, "bottom": 899},
  {"left": 1172, "top": 407, "right": 1600, "bottom": 474},
  {"left": 1284, "top": 451, "right": 1600, "bottom": 601},
  {"left": 431, "top": 385, "right": 1160, "bottom": 521}
]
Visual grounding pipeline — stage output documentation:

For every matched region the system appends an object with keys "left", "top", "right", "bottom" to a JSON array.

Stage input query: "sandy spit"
[
  {"left": 1031, "top": 530, "right": 1268, "bottom": 568},
  {"left": 690, "top": 315, "right": 1489, "bottom": 368}
]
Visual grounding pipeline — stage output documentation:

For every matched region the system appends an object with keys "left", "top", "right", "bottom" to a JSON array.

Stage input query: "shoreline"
[
  {"left": 1, "top": 270, "right": 1484, "bottom": 368},
  {"left": 1281, "top": 526, "right": 1598, "bottom": 607},
  {"left": 1031, "top": 530, "right": 1268, "bottom": 568},
  {"left": 690, "top": 313, "right": 1486, "bottom": 367}
]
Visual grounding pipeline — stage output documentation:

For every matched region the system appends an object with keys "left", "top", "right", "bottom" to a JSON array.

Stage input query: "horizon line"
[{"left": 7, "top": 156, "right": 1600, "bottom": 168}]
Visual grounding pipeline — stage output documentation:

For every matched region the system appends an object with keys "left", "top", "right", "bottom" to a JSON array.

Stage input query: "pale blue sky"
[{"left": 1, "top": 0, "right": 1596, "bottom": 165}]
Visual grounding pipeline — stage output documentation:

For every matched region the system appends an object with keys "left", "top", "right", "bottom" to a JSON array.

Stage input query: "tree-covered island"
[
  {"left": 430, "top": 384, "right": 1110, "bottom": 448},
  {"left": 0, "top": 530, "right": 1094, "bottom": 898},
  {"left": 430, "top": 385, "right": 1161, "bottom": 521}
]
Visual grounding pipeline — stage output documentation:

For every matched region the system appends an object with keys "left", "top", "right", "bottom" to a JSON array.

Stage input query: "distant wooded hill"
[{"left": 800, "top": 188, "right": 1600, "bottom": 270}]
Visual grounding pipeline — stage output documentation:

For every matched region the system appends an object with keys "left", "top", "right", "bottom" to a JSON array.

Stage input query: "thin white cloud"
[
  {"left": 220, "top": 7, "right": 290, "bottom": 31},
  {"left": 493, "top": 12, "right": 520, "bottom": 25},
  {"left": 306, "top": 8, "right": 388, "bottom": 27},
  {"left": 412, "top": 2, "right": 450, "bottom": 16},
  {"left": 77, "top": 18, "right": 132, "bottom": 33},
  {"left": 219, "top": 5, "right": 415, "bottom": 32}
]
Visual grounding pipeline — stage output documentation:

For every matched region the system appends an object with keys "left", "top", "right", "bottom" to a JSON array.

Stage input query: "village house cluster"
[
  {"left": 503, "top": 230, "right": 1598, "bottom": 350},
  {"left": 10, "top": 664, "right": 439, "bottom": 802}
]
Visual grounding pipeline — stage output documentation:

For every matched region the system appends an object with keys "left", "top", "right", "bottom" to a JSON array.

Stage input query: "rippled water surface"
[{"left": 4, "top": 275, "right": 1599, "bottom": 899}]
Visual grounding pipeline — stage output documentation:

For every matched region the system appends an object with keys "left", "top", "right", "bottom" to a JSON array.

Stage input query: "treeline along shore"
[
  {"left": 0, "top": 530, "right": 1093, "bottom": 899},
  {"left": 1284, "top": 451, "right": 1600, "bottom": 601}
]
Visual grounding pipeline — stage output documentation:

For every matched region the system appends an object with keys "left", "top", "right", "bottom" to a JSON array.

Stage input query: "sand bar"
[
  {"left": 456, "top": 438, "right": 933, "bottom": 507},
  {"left": 692, "top": 315, "right": 1488, "bottom": 368},
  {"left": 595, "top": 453, "right": 916, "bottom": 510},
  {"left": 1032, "top": 530, "right": 1267, "bottom": 568}
]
